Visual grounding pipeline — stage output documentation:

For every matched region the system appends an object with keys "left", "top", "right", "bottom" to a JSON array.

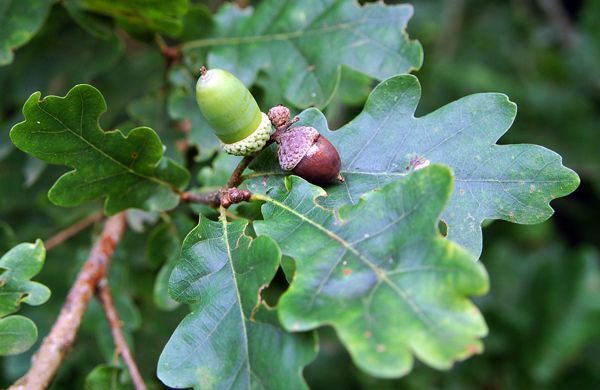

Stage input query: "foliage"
[
  {"left": 0, "top": 0, "right": 595, "bottom": 389},
  {"left": 0, "top": 240, "right": 49, "bottom": 355}
]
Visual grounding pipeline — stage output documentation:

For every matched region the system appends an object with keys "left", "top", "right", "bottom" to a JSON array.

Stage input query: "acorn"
[
  {"left": 196, "top": 67, "right": 272, "bottom": 156},
  {"left": 275, "top": 125, "right": 342, "bottom": 185}
]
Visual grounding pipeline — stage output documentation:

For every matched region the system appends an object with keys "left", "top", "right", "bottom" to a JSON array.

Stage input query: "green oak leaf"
[
  {"left": 0, "top": 240, "right": 49, "bottom": 355},
  {"left": 248, "top": 75, "right": 580, "bottom": 257},
  {"left": 9, "top": 84, "right": 190, "bottom": 215},
  {"left": 0, "top": 0, "right": 53, "bottom": 66},
  {"left": 253, "top": 166, "right": 489, "bottom": 378},
  {"left": 182, "top": 0, "right": 422, "bottom": 108},
  {"left": 69, "top": 0, "right": 189, "bottom": 36},
  {"left": 158, "top": 212, "right": 317, "bottom": 389}
]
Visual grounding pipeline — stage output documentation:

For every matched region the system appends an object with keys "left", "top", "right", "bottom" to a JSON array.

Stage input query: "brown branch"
[
  {"left": 44, "top": 211, "right": 104, "bottom": 251},
  {"left": 97, "top": 279, "right": 147, "bottom": 390},
  {"left": 226, "top": 155, "right": 255, "bottom": 188},
  {"left": 11, "top": 213, "right": 127, "bottom": 390},
  {"left": 181, "top": 187, "right": 251, "bottom": 209},
  {"left": 180, "top": 155, "right": 255, "bottom": 208}
]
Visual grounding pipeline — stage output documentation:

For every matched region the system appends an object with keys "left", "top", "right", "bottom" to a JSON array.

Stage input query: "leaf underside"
[
  {"left": 254, "top": 166, "right": 489, "bottom": 378},
  {"left": 158, "top": 214, "right": 316, "bottom": 389},
  {"left": 248, "top": 75, "right": 580, "bottom": 257},
  {"left": 9, "top": 84, "right": 189, "bottom": 215},
  {"left": 183, "top": 0, "right": 423, "bottom": 108}
]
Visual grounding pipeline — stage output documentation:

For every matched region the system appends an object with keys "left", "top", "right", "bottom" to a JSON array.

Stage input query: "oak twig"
[
  {"left": 181, "top": 155, "right": 255, "bottom": 208},
  {"left": 11, "top": 213, "right": 127, "bottom": 390},
  {"left": 97, "top": 279, "right": 147, "bottom": 390},
  {"left": 226, "top": 155, "right": 254, "bottom": 188},
  {"left": 44, "top": 211, "right": 104, "bottom": 251}
]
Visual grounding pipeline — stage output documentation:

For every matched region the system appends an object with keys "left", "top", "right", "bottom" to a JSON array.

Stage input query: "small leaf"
[
  {"left": 253, "top": 166, "right": 488, "bottom": 378},
  {"left": 0, "top": 315, "right": 37, "bottom": 356},
  {"left": 0, "top": 0, "right": 53, "bottom": 66},
  {"left": 158, "top": 212, "right": 317, "bottom": 388},
  {"left": 0, "top": 240, "right": 49, "bottom": 356},
  {"left": 248, "top": 75, "right": 580, "bottom": 257},
  {"left": 10, "top": 84, "right": 190, "bottom": 215},
  {"left": 0, "top": 239, "right": 49, "bottom": 317},
  {"left": 85, "top": 364, "right": 133, "bottom": 390},
  {"left": 182, "top": 0, "right": 422, "bottom": 108}
]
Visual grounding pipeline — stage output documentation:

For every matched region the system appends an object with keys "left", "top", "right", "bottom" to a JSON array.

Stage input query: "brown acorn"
[{"left": 276, "top": 125, "right": 342, "bottom": 185}]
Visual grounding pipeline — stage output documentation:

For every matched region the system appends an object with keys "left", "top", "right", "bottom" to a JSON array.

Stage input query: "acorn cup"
[{"left": 268, "top": 106, "right": 342, "bottom": 185}]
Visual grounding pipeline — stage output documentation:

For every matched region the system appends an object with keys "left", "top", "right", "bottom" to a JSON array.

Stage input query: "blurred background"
[{"left": 1, "top": 0, "right": 599, "bottom": 388}]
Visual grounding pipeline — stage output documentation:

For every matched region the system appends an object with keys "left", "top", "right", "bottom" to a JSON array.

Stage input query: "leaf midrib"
[
  {"left": 254, "top": 193, "right": 437, "bottom": 332},
  {"left": 220, "top": 209, "right": 252, "bottom": 388}
]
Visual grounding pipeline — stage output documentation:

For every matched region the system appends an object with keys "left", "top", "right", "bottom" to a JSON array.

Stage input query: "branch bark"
[
  {"left": 11, "top": 213, "right": 127, "bottom": 390},
  {"left": 181, "top": 155, "right": 254, "bottom": 208},
  {"left": 97, "top": 279, "right": 147, "bottom": 390}
]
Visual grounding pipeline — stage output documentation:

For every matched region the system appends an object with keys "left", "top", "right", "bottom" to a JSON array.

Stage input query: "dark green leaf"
[
  {"left": 84, "top": 364, "right": 133, "bottom": 390},
  {"left": 0, "top": 0, "right": 53, "bottom": 66},
  {"left": 182, "top": 0, "right": 422, "bottom": 108},
  {"left": 253, "top": 166, "right": 488, "bottom": 378},
  {"left": 10, "top": 84, "right": 190, "bottom": 215},
  {"left": 70, "top": 0, "right": 189, "bottom": 36},
  {"left": 158, "top": 212, "right": 317, "bottom": 388},
  {"left": 248, "top": 75, "right": 580, "bottom": 256}
]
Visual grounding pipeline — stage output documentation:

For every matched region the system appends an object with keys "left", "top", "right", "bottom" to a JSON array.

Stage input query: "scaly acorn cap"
[{"left": 277, "top": 126, "right": 320, "bottom": 171}]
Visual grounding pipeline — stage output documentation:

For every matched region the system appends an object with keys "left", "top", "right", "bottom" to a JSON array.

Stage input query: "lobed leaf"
[
  {"left": 248, "top": 75, "right": 580, "bottom": 257},
  {"left": 0, "top": 0, "right": 53, "bottom": 66},
  {"left": 10, "top": 84, "right": 190, "bottom": 215},
  {"left": 182, "top": 0, "right": 422, "bottom": 108},
  {"left": 253, "top": 166, "right": 489, "bottom": 378},
  {"left": 158, "top": 212, "right": 317, "bottom": 389}
]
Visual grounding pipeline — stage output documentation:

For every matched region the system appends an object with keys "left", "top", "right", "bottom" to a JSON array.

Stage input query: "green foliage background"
[{"left": 0, "top": 0, "right": 598, "bottom": 388}]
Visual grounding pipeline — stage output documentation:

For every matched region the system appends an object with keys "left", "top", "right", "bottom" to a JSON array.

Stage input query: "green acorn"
[{"left": 196, "top": 67, "right": 272, "bottom": 156}]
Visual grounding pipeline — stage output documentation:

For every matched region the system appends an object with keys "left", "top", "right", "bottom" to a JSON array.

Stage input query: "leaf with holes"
[
  {"left": 0, "top": 240, "right": 49, "bottom": 355},
  {"left": 247, "top": 75, "right": 580, "bottom": 257},
  {"left": 9, "top": 84, "right": 190, "bottom": 215},
  {"left": 182, "top": 0, "right": 422, "bottom": 108},
  {"left": 0, "top": 0, "right": 53, "bottom": 66},
  {"left": 253, "top": 165, "right": 488, "bottom": 378},
  {"left": 158, "top": 212, "right": 317, "bottom": 388}
]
